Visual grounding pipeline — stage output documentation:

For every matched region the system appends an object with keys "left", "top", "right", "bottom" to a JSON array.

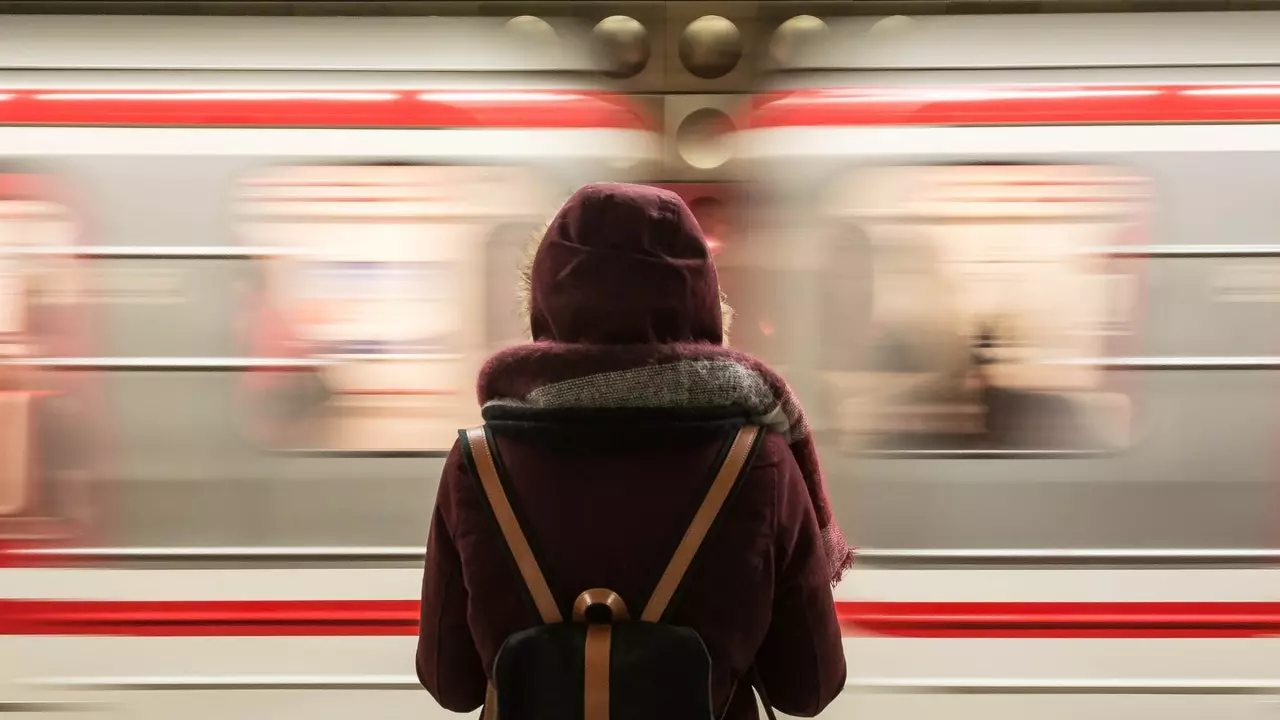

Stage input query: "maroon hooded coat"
[{"left": 416, "top": 184, "right": 846, "bottom": 719}]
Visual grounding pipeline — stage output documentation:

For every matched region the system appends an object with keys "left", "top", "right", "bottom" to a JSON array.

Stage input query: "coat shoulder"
[{"left": 748, "top": 428, "right": 794, "bottom": 474}]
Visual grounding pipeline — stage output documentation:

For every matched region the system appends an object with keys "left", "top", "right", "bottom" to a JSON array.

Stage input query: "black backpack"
[{"left": 461, "top": 424, "right": 776, "bottom": 720}]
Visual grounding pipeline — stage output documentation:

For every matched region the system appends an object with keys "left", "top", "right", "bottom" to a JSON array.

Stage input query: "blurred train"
[
  {"left": 0, "top": 11, "right": 660, "bottom": 715},
  {"left": 2, "top": 10, "right": 1280, "bottom": 720},
  {"left": 735, "top": 11, "right": 1280, "bottom": 720},
  {"left": 0, "top": 13, "right": 658, "bottom": 540}
]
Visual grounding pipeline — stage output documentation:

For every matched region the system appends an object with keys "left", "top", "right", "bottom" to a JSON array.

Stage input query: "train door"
[
  {"left": 0, "top": 174, "right": 95, "bottom": 548},
  {"left": 649, "top": 181, "right": 803, "bottom": 365},
  {"left": 743, "top": 75, "right": 1280, "bottom": 720},
  {"left": 646, "top": 183, "right": 748, "bottom": 341},
  {"left": 820, "top": 163, "right": 1145, "bottom": 453}
]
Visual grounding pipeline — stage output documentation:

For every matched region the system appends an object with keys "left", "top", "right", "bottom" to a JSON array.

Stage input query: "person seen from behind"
[{"left": 416, "top": 183, "right": 852, "bottom": 720}]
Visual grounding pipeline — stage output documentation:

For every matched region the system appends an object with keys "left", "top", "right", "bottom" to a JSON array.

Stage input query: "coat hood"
[{"left": 519, "top": 183, "right": 732, "bottom": 346}]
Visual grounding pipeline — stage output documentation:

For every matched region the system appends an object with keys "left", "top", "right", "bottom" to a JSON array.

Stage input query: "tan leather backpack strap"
[
  {"left": 482, "top": 682, "right": 498, "bottom": 720},
  {"left": 464, "top": 426, "right": 563, "bottom": 624},
  {"left": 640, "top": 425, "right": 760, "bottom": 623},
  {"left": 583, "top": 625, "right": 613, "bottom": 720}
]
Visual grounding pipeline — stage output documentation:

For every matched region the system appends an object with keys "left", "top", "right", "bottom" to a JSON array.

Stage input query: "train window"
[
  {"left": 0, "top": 392, "right": 31, "bottom": 517},
  {"left": 0, "top": 178, "right": 92, "bottom": 538},
  {"left": 817, "top": 164, "right": 1148, "bottom": 453},
  {"left": 236, "top": 164, "right": 555, "bottom": 453}
]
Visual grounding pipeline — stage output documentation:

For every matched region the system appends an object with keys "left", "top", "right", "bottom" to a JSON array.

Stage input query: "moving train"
[
  {"left": 737, "top": 11, "right": 1280, "bottom": 720},
  {"left": 0, "top": 12, "right": 658, "bottom": 716},
  {"left": 2, "top": 10, "right": 1279, "bottom": 720}
]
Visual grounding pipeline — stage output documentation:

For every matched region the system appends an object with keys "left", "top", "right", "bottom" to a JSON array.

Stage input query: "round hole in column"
[
  {"left": 592, "top": 15, "right": 651, "bottom": 79},
  {"left": 769, "top": 15, "right": 828, "bottom": 67},
  {"left": 679, "top": 15, "right": 743, "bottom": 80},
  {"left": 675, "top": 107, "right": 736, "bottom": 170}
]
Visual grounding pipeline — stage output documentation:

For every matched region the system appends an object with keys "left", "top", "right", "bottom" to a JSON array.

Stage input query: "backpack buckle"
[{"left": 572, "top": 588, "right": 630, "bottom": 623}]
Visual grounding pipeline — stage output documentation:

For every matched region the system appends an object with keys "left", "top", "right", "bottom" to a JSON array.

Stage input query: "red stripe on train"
[
  {"left": 0, "top": 600, "right": 420, "bottom": 636},
  {"left": 749, "top": 84, "right": 1280, "bottom": 128},
  {"left": 0, "top": 91, "right": 648, "bottom": 129},
  {"left": 844, "top": 602, "right": 1280, "bottom": 638},
  {"left": 1, "top": 600, "right": 1277, "bottom": 638}
]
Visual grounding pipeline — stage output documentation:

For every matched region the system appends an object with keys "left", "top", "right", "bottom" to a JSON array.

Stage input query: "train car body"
[
  {"left": 0, "top": 14, "right": 658, "bottom": 718},
  {"left": 739, "top": 11, "right": 1280, "bottom": 720}
]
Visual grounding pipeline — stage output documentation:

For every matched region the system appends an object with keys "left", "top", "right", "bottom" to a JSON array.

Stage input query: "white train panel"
[{"left": 2, "top": 565, "right": 1277, "bottom": 719}]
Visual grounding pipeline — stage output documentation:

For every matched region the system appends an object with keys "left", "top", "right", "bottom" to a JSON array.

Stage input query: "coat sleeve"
[
  {"left": 416, "top": 443, "right": 488, "bottom": 713},
  {"left": 753, "top": 453, "right": 847, "bottom": 717}
]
